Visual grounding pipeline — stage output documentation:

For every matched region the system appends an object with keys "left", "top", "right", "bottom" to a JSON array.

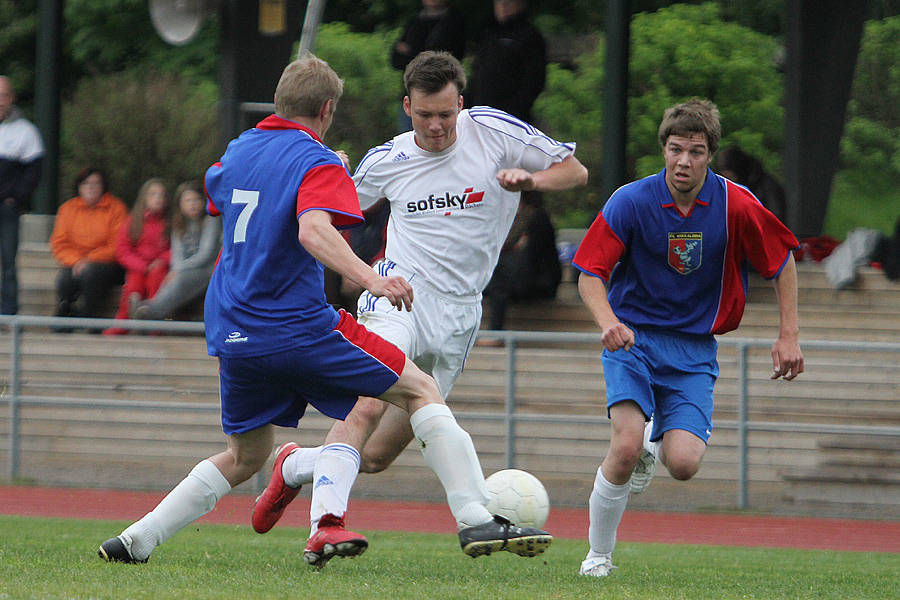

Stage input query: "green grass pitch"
[{"left": 0, "top": 515, "right": 898, "bottom": 600}]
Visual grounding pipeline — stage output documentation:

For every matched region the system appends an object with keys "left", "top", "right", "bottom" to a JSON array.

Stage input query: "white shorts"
[{"left": 357, "top": 262, "right": 482, "bottom": 398}]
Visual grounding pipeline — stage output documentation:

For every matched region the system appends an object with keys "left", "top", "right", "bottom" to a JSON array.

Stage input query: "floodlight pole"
[{"left": 297, "top": 0, "right": 327, "bottom": 57}]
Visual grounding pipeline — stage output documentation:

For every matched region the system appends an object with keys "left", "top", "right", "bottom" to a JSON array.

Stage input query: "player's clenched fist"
[
  {"left": 601, "top": 322, "right": 635, "bottom": 352},
  {"left": 367, "top": 275, "right": 414, "bottom": 312},
  {"left": 496, "top": 168, "right": 536, "bottom": 192}
]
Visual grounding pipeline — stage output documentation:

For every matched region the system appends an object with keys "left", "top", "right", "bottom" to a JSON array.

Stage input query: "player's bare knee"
[
  {"left": 351, "top": 397, "right": 388, "bottom": 426},
  {"left": 359, "top": 453, "right": 392, "bottom": 474},
  {"left": 228, "top": 452, "right": 268, "bottom": 485},
  {"left": 388, "top": 363, "right": 443, "bottom": 412},
  {"left": 607, "top": 444, "right": 643, "bottom": 478},
  {"left": 664, "top": 456, "right": 701, "bottom": 481}
]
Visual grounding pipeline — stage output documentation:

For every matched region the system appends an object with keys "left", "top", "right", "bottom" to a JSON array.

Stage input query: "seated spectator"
[
  {"left": 479, "top": 190, "right": 561, "bottom": 343},
  {"left": 103, "top": 178, "right": 171, "bottom": 335},
  {"left": 716, "top": 146, "right": 787, "bottom": 223},
  {"left": 133, "top": 180, "right": 221, "bottom": 321},
  {"left": 49, "top": 167, "right": 127, "bottom": 329}
]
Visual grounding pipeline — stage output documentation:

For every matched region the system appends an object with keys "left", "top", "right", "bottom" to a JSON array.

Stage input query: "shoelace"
[{"left": 493, "top": 515, "right": 512, "bottom": 550}]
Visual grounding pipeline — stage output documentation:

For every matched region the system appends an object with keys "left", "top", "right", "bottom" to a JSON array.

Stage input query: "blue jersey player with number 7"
[{"left": 97, "top": 53, "right": 550, "bottom": 568}]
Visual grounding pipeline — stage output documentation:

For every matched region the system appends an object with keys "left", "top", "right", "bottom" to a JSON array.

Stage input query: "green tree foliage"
[
  {"left": 59, "top": 70, "right": 219, "bottom": 209},
  {"left": 0, "top": 0, "right": 38, "bottom": 106},
  {"left": 535, "top": 3, "right": 782, "bottom": 224},
  {"left": 827, "top": 15, "right": 900, "bottom": 237},
  {"left": 629, "top": 4, "right": 783, "bottom": 176},
  {"left": 63, "top": 0, "right": 219, "bottom": 86},
  {"left": 842, "top": 16, "right": 900, "bottom": 178}
]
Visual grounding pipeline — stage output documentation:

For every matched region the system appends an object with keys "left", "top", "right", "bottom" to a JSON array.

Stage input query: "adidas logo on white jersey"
[{"left": 392, "top": 151, "right": 410, "bottom": 162}]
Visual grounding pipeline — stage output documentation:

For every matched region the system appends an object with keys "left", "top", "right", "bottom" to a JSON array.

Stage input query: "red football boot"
[
  {"left": 251, "top": 442, "right": 301, "bottom": 533},
  {"left": 303, "top": 513, "right": 368, "bottom": 568}
]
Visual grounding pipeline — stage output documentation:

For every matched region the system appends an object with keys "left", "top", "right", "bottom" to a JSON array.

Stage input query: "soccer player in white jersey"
[{"left": 252, "top": 51, "right": 588, "bottom": 549}]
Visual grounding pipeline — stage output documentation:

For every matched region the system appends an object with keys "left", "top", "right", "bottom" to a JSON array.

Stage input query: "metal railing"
[{"left": 2, "top": 315, "right": 900, "bottom": 509}]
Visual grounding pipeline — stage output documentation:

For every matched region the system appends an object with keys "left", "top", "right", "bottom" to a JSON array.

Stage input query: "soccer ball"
[{"left": 485, "top": 469, "right": 550, "bottom": 529}]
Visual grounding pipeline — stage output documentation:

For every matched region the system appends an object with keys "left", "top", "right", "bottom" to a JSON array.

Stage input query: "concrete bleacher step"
[
  {"left": 779, "top": 435, "right": 900, "bottom": 512},
  {"left": 5, "top": 243, "right": 900, "bottom": 516}
]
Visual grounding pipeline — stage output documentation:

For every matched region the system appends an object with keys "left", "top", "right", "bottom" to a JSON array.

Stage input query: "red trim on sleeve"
[
  {"left": 572, "top": 213, "right": 625, "bottom": 282},
  {"left": 205, "top": 163, "right": 221, "bottom": 216},
  {"left": 296, "top": 164, "right": 364, "bottom": 229},
  {"left": 711, "top": 181, "right": 799, "bottom": 335}
]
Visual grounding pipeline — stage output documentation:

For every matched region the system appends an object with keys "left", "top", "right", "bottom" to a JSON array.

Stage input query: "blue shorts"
[
  {"left": 602, "top": 325, "right": 718, "bottom": 443},
  {"left": 218, "top": 310, "right": 406, "bottom": 435}
]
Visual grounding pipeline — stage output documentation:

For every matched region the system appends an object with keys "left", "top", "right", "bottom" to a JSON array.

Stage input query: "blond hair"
[{"left": 275, "top": 53, "right": 344, "bottom": 119}]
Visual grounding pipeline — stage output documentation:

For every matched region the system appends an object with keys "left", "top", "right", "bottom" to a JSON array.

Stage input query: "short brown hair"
[
  {"left": 73, "top": 166, "right": 108, "bottom": 196},
  {"left": 403, "top": 51, "right": 467, "bottom": 96},
  {"left": 275, "top": 53, "right": 344, "bottom": 119},
  {"left": 658, "top": 98, "right": 721, "bottom": 154}
]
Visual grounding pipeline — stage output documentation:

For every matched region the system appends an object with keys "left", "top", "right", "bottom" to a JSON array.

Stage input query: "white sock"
[
  {"left": 122, "top": 460, "right": 231, "bottom": 560},
  {"left": 309, "top": 443, "right": 360, "bottom": 534},
  {"left": 586, "top": 467, "right": 630, "bottom": 558},
  {"left": 645, "top": 420, "right": 661, "bottom": 457},
  {"left": 410, "top": 403, "right": 492, "bottom": 527},
  {"left": 283, "top": 445, "right": 323, "bottom": 487}
]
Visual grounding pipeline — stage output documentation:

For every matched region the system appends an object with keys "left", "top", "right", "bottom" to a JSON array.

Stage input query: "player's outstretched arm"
[
  {"left": 496, "top": 155, "right": 588, "bottom": 193},
  {"left": 297, "top": 209, "right": 413, "bottom": 311},
  {"left": 578, "top": 272, "right": 634, "bottom": 352},
  {"left": 771, "top": 253, "right": 804, "bottom": 380}
]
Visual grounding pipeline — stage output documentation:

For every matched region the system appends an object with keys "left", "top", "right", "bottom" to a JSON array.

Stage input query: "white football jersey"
[{"left": 354, "top": 107, "right": 575, "bottom": 296}]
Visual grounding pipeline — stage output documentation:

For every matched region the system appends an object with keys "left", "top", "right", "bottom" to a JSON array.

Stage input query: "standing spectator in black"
[
  {"left": 390, "top": 0, "right": 467, "bottom": 132},
  {"left": 0, "top": 76, "right": 44, "bottom": 315},
  {"left": 466, "top": 0, "right": 546, "bottom": 124}
]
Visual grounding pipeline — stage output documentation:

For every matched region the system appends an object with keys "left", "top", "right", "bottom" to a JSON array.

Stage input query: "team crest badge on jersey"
[{"left": 668, "top": 232, "right": 702, "bottom": 274}]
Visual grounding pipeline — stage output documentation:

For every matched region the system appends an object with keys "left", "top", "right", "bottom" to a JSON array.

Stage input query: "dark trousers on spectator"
[
  {"left": 0, "top": 202, "right": 20, "bottom": 314},
  {"left": 55, "top": 262, "right": 125, "bottom": 318}
]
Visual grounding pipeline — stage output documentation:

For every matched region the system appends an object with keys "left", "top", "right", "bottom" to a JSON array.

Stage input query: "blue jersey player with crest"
[{"left": 571, "top": 99, "right": 804, "bottom": 578}]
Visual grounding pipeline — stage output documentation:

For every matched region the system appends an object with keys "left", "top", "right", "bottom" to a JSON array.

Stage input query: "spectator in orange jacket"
[
  {"left": 103, "top": 177, "right": 171, "bottom": 335},
  {"left": 49, "top": 167, "right": 127, "bottom": 326}
]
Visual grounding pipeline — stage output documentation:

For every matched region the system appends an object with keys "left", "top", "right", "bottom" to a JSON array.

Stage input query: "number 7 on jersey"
[{"left": 232, "top": 189, "right": 259, "bottom": 243}]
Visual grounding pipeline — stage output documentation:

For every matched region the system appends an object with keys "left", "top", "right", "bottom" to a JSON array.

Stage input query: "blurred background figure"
[
  {"left": 0, "top": 75, "right": 44, "bottom": 315},
  {"left": 390, "top": 0, "right": 467, "bottom": 132},
  {"left": 103, "top": 178, "right": 171, "bottom": 335},
  {"left": 49, "top": 167, "right": 127, "bottom": 328},
  {"left": 465, "top": 0, "right": 546, "bottom": 124},
  {"left": 716, "top": 145, "right": 787, "bottom": 223},
  {"left": 480, "top": 190, "right": 561, "bottom": 342},
  {"left": 133, "top": 180, "right": 221, "bottom": 321}
]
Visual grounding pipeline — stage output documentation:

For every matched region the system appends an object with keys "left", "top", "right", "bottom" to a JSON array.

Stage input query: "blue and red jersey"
[
  {"left": 573, "top": 168, "right": 799, "bottom": 335},
  {"left": 203, "top": 115, "right": 364, "bottom": 357}
]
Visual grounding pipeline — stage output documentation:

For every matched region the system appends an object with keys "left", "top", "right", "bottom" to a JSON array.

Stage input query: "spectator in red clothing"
[{"left": 103, "top": 178, "right": 171, "bottom": 335}]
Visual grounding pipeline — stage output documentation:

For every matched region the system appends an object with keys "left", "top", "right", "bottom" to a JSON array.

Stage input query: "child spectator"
[
  {"left": 103, "top": 178, "right": 171, "bottom": 335},
  {"left": 133, "top": 180, "right": 221, "bottom": 321},
  {"left": 50, "top": 167, "right": 127, "bottom": 327}
]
